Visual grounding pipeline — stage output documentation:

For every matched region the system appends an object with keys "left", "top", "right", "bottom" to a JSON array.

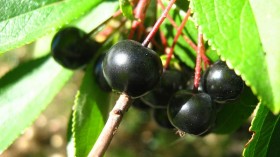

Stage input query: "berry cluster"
[
  {"left": 167, "top": 60, "right": 244, "bottom": 135},
  {"left": 51, "top": 27, "right": 244, "bottom": 136},
  {"left": 100, "top": 39, "right": 244, "bottom": 136}
]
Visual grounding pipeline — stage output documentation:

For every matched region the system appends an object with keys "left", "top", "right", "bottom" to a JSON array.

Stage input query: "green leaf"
[
  {"left": 119, "top": 0, "right": 135, "bottom": 20},
  {"left": 0, "top": 56, "right": 73, "bottom": 153},
  {"left": 0, "top": 0, "right": 104, "bottom": 53},
  {"left": 212, "top": 86, "right": 258, "bottom": 134},
  {"left": 72, "top": 61, "right": 110, "bottom": 157},
  {"left": 243, "top": 104, "right": 280, "bottom": 157},
  {"left": 249, "top": 1, "right": 280, "bottom": 113},
  {"left": 191, "top": 0, "right": 280, "bottom": 113}
]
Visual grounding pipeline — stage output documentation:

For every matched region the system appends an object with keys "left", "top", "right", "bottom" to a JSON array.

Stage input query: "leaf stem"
[
  {"left": 87, "top": 93, "right": 132, "bottom": 157},
  {"left": 142, "top": 0, "right": 177, "bottom": 47}
]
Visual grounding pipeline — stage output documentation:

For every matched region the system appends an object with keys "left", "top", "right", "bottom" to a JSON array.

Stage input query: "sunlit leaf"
[
  {"left": 0, "top": 0, "right": 105, "bottom": 53},
  {"left": 0, "top": 56, "right": 73, "bottom": 153}
]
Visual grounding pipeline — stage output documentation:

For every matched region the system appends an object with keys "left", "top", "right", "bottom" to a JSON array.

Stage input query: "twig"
[
  {"left": 87, "top": 94, "right": 133, "bottom": 157},
  {"left": 142, "top": 0, "right": 177, "bottom": 47},
  {"left": 193, "top": 28, "right": 204, "bottom": 91}
]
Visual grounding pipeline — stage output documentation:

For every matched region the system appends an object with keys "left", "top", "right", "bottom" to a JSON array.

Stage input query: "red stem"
[
  {"left": 158, "top": 0, "right": 197, "bottom": 51},
  {"left": 193, "top": 29, "right": 204, "bottom": 91},
  {"left": 166, "top": 15, "right": 198, "bottom": 51},
  {"left": 160, "top": 31, "right": 168, "bottom": 53},
  {"left": 142, "top": 0, "right": 177, "bottom": 47},
  {"left": 128, "top": 0, "right": 150, "bottom": 39},
  {"left": 164, "top": 9, "right": 191, "bottom": 69},
  {"left": 87, "top": 10, "right": 122, "bottom": 37},
  {"left": 158, "top": 0, "right": 210, "bottom": 68},
  {"left": 96, "top": 19, "right": 126, "bottom": 42}
]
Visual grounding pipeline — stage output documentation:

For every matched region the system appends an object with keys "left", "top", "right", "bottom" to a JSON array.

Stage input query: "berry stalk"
[
  {"left": 165, "top": 13, "right": 209, "bottom": 68},
  {"left": 88, "top": 94, "right": 133, "bottom": 157},
  {"left": 193, "top": 28, "right": 204, "bottom": 91},
  {"left": 142, "top": 0, "right": 177, "bottom": 47},
  {"left": 128, "top": 0, "right": 151, "bottom": 39},
  {"left": 164, "top": 8, "right": 191, "bottom": 69},
  {"left": 158, "top": 0, "right": 210, "bottom": 67},
  {"left": 86, "top": 10, "right": 122, "bottom": 38},
  {"left": 95, "top": 18, "right": 127, "bottom": 43},
  {"left": 158, "top": 0, "right": 197, "bottom": 51}
]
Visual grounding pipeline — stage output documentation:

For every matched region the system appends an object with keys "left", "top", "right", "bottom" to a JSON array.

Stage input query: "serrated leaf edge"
[
  {"left": 242, "top": 102, "right": 261, "bottom": 156},
  {"left": 71, "top": 90, "right": 81, "bottom": 157}
]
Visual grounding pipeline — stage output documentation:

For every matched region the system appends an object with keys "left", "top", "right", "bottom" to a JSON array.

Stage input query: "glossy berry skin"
[
  {"left": 51, "top": 27, "right": 99, "bottom": 69},
  {"left": 141, "top": 69, "right": 187, "bottom": 108},
  {"left": 102, "top": 40, "right": 163, "bottom": 98},
  {"left": 94, "top": 53, "right": 111, "bottom": 92},
  {"left": 167, "top": 90, "right": 216, "bottom": 135},
  {"left": 202, "top": 60, "right": 244, "bottom": 103},
  {"left": 153, "top": 108, "right": 174, "bottom": 129}
]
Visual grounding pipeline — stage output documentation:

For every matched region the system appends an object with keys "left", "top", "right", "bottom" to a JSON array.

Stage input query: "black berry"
[
  {"left": 51, "top": 27, "right": 100, "bottom": 69},
  {"left": 94, "top": 53, "right": 111, "bottom": 92},
  {"left": 102, "top": 40, "right": 163, "bottom": 98},
  {"left": 153, "top": 108, "right": 174, "bottom": 129},
  {"left": 141, "top": 69, "right": 187, "bottom": 108},
  {"left": 167, "top": 90, "right": 216, "bottom": 135},
  {"left": 202, "top": 60, "right": 244, "bottom": 103}
]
